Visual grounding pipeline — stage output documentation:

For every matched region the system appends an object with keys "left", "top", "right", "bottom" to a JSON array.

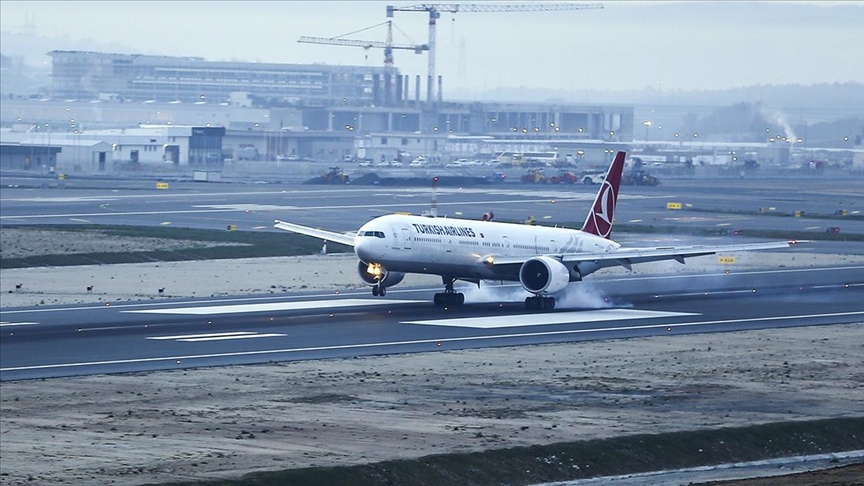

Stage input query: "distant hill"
[{"left": 451, "top": 83, "right": 864, "bottom": 117}]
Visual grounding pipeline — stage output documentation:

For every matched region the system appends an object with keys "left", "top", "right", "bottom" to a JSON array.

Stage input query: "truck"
[
  {"left": 580, "top": 172, "right": 605, "bottom": 185},
  {"left": 521, "top": 168, "right": 546, "bottom": 183}
]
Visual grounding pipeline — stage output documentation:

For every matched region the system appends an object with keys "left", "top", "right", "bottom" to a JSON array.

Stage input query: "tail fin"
[{"left": 581, "top": 151, "right": 626, "bottom": 239}]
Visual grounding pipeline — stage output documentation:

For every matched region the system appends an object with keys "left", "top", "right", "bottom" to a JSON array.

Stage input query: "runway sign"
[
  {"left": 125, "top": 298, "right": 424, "bottom": 315},
  {"left": 404, "top": 309, "right": 698, "bottom": 329}
]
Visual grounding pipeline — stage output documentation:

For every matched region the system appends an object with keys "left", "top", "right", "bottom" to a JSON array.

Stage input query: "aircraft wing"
[
  {"left": 489, "top": 240, "right": 799, "bottom": 268},
  {"left": 274, "top": 219, "right": 356, "bottom": 247}
]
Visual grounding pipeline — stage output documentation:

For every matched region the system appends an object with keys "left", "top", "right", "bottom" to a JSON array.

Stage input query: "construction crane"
[
  {"left": 298, "top": 21, "right": 429, "bottom": 68},
  {"left": 386, "top": 3, "right": 604, "bottom": 103}
]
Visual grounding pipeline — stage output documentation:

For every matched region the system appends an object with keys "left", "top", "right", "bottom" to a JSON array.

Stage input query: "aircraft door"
[{"left": 401, "top": 228, "right": 412, "bottom": 250}]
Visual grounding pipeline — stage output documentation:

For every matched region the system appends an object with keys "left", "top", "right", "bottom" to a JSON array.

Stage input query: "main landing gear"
[
  {"left": 371, "top": 282, "right": 386, "bottom": 296},
  {"left": 434, "top": 277, "right": 465, "bottom": 307},
  {"left": 525, "top": 295, "right": 555, "bottom": 310}
]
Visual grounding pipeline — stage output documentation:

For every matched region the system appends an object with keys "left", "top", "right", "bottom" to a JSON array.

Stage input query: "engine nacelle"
[
  {"left": 357, "top": 261, "right": 404, "bottom": 288},
  {"left": 519, "top": 256, "right": 570, "bottom": 295}
]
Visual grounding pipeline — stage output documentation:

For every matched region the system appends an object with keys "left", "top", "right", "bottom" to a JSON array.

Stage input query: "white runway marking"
[
  {"left": 0, "top": 321, "right": 39, "bottom": 327},
  {"left": 404, "top": 309, "right": 698, "bottom": 328},
  {"left": 4, "top": 311, "right": 863, "bottom": 373},
  {"left": 147, "top": 331, "right": 286, "bottom": 342},
  {"left": 126, "top": 298, "right": 423, "bottom": 315},
  {"left": 193, "top": 204, "right": 300, "bottom": 211}
]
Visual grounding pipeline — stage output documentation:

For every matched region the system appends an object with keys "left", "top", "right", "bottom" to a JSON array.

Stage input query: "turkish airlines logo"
[{"left": 590, "top": 181, "right": 615, "bottom": 238}]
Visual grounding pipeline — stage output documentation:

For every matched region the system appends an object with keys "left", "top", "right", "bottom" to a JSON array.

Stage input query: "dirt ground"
[
  {"left": 1, "top": 229, "right": 862, "bottom": 485},
  {"left": 1, "top": 323, "right": 862, "bottom": 485}
]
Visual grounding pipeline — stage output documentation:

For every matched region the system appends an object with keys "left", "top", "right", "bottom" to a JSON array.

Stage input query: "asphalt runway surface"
[
  {"left": 2, "top": 265, "right": 862, "bottom": 381},
  {"left": 2, "top": 172, "right": 862, "bottom": 239}
]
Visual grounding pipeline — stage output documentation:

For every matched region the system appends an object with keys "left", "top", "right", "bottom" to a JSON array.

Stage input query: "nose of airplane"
[{"left": 354, "top": 233, "right": 376, "bottom": 262}]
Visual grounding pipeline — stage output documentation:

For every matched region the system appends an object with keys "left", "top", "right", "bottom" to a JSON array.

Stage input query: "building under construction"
[{"left": 48, "top": 50, "right": 401, "bottom": 107}]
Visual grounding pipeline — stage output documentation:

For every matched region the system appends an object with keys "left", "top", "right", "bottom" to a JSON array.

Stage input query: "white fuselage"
[{"left": 354, "top": 214, "right": 619, "bottom": 281}]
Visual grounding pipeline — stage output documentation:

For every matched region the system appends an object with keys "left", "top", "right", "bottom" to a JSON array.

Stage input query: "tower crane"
[
  {"left": 298, "top": 21, "right": 429, "bottom": 68},
  {"left": 386, "top": 3, "right": 604, "bottom": 103}
]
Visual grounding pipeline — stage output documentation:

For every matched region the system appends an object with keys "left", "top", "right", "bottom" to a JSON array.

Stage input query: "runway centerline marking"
[
  {"left": 125, "top": 298, "right": 424, "bottom": 315},
  {"left": 147, "top": 331, "right": 287, "bottom": 342},
  {"left": 4, "top": 310, "right": 862, "bottom": 374},
  {"left": 404, "top": 309, "right": 698, "bottom": 328}
]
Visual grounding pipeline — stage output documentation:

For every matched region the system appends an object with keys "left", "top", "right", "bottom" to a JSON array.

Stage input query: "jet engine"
[
  {"left": 357, "top": 261, "right": 404, "bottom": 288},
  {"left": 519, "top": 256, "right": 570, "bottom": 294}
]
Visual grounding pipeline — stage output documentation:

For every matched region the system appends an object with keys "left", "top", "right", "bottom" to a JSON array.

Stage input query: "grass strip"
[
  {"left": 0, "top": 225, "right": 350, "bottom": 269},
  {"left": 159, "top": 417, "right": 864, "bottom": 486}
]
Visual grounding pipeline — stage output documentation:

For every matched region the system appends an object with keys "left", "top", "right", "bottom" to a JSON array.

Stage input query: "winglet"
[{"left": 581, "top": 151, "right": 626, "bottom": 239}]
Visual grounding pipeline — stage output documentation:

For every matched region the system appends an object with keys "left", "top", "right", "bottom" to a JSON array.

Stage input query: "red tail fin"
[{"left": 581, "top": 151, "right": 626, "bottom": 239}]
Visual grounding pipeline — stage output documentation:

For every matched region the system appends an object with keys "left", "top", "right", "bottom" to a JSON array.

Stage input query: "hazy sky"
[{"left": 1, "top": 1, "right": 862, "bottom": 93}]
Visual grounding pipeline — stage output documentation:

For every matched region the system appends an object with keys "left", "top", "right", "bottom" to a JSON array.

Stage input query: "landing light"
[{"left": 367, "top": 263, "right": 383, "bottom": 276}]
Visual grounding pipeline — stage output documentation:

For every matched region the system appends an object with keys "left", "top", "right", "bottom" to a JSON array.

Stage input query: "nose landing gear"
[{"left": 371, "top": 282, "right": 386, "bottom": 296}]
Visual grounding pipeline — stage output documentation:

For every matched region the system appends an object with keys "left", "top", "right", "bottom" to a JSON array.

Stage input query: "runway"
[
  {"left": 2, "top": 265, "right": 861, "bottom": 381},
  {"left": 2, "top": 175, "right": 863, "bottom": 238}
]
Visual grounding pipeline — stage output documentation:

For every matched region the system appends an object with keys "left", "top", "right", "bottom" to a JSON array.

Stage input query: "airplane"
[{"left": 275, "top": 151, "right": 798, "bottom": 310}]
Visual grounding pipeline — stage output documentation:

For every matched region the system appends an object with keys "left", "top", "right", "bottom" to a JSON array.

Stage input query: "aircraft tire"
[
  {"left": 434, "top": 293, "right": 443, "bottom": 306},
  {"left": 372, "top": 286, "right": 379, "bottom": 297},
  {"left": 457, "top": 293, "right": 465, "bottom": 305},
  {"left": 379, "top": 285, "right": 386, "bottom": 296},
  {"left": 525, "top": 296, "right": 554, "bottom": 310}
]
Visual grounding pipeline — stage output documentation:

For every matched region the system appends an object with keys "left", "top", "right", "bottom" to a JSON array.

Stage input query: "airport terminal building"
[
  {"left": 0, "top": 49, "right": 640, "bottom": 171},
  {"left": 48, "top": 50, "right": 395, "bottom": 106}
]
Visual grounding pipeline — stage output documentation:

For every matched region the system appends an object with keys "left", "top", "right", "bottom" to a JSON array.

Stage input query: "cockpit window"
[{"left": 361, "top": 231, "right": 385, "bottom": 238}]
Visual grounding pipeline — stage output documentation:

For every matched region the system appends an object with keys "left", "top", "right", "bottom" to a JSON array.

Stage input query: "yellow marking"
[
  {"left": 226, "top": 224, "right": 237, "bottom": 231},
  {"left": 718, "top": 256, "right": 736, "bottom": 264},
  {"left": 666, "top": 202, "right": 682, "bottom": 210},
  {"left": 794, "top": 211, "right": 803, "bottom": 217},
  {"left": 156, "top": 182, "right": 169, "bottom": 190}
]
